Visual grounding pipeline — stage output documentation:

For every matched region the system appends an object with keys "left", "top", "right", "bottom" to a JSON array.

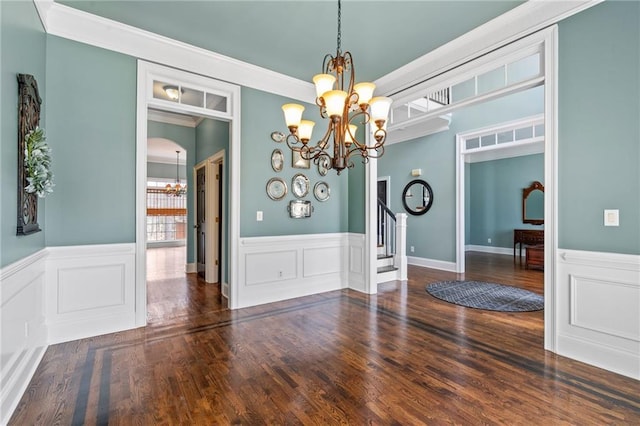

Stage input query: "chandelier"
[
  {"left": 281, "top": 0, "right": 392, "bottom": 174},
  {"left": 165, "top": 150, "right": 186, "bottom": 197}
]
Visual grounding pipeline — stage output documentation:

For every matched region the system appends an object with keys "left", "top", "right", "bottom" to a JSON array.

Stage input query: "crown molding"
[
  {"left": 33, "top": 0, "right": 315, "bottom": 103},
  {"left": 374, "top": 0, "right": 602, "bottom": 96},
  {"left": 147, "top": 109, "right": 197, "bottom": 128},
  {"left": 33, "top": 0, "right": 600, "bottom": 108}
]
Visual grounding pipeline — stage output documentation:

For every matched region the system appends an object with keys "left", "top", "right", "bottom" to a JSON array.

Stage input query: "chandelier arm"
[
  {"left": 285, "top": 133, "right": 304, "bottom": 152},
  {"left": 343, "top": 51, "right": 355, "bottom": 94}
]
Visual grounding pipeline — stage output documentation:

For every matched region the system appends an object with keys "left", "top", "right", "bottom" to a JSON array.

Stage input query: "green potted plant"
[{"left": 24, "top": 127, "right": 54, "bottom": 197}]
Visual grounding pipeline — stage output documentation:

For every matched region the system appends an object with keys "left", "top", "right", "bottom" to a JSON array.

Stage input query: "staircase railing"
[
  {"left": 428, "top": 87, "right": 450, "bottom": 105},
  {"left": 377, "top": 198, "right": 396, "bottom": 259},
  {"left": 377, "top": 199, "right": 408, "bottom": 281}
]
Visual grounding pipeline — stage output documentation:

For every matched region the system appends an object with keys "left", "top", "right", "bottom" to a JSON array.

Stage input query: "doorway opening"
[
  {"left": 145, "top": 139, "right": 188, "bottom": 288},
  {"left": 145, "top": 113, "right": 228, "bottom": 323},
  {"left": 369, "top": 27, "right": 557, "bottom": 350},
  {"left": 136, "top": 61, "right": 240, "bottom": 326}
]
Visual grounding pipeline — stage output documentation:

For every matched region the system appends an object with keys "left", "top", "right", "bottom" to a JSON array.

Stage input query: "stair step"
[
  {"left": 377, "top": 254, "right": 393, "bottom": 260},
  {"left": 377, "top": 265, "right": 398, "bottom": 274}
]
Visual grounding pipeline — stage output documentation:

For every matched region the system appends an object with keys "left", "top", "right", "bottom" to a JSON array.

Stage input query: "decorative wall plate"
[
  {"left": 271, "top": 131, "right": 285, "bottom": 142},
  {"left": 291, "top": 174, "right": 309, "bottom": 198},
  {"left": 266, "top": 177, "right": 287, "bottom": 200},
  {"left": 271, "top": 149, "right": 284, "bottom": 172},
  {"left": 288, "top": 200, "right": 313, "bottom": 218},
  {"left": 313, "top": 181, "right": 330, "bottom": 202},
  {"left": 318, "top": 156, "right": 330, "bottom": 176}
]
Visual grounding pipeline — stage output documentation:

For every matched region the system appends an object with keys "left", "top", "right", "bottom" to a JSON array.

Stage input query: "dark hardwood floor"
[{"left": 9, "top": 251, "right": 640, "bottom": 424}]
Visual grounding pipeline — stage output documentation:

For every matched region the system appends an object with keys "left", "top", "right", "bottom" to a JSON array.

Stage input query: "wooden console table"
[{"left": 513, "top": 229, "right": 544, "bottom": 259}]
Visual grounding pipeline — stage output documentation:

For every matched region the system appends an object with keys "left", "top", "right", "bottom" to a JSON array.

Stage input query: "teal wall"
[
  {"left": 379, "top": 87, "right": 543, "bottom": 262},
  {"left": 195, "top": 118, "right": 229, "bottom": 163},
  {"left": 1, "top": 1, "right": 47, "bottom": 267},
  {"left": 44, "top": 36, "right": 136, "bottom": 247},
  {"left": 468, "top": 154, "right": 544, "bottom": 248},
  {"left": 240, "top": 87, "right": 348, "bottom": 237},
  {"left": 346, "top": 126, "right": 367, "bottom": 234},
  {"left": 147, "top": 162, "right": 186, "bottom": 180},
  {"left": 147, "top": 120, "right": 195, "bottom": 261},
  {"left": 558, "top": 1, "right": 640, "bottom": 255}
]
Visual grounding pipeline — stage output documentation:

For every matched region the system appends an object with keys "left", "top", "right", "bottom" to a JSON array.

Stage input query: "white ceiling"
[{"left": 147, "top": 137, "right": 187, "bottom": 164}]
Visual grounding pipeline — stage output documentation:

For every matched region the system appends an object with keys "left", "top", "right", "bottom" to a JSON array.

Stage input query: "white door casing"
[{"left": 136, "top": 61, "right": 241, "bottom": 323}]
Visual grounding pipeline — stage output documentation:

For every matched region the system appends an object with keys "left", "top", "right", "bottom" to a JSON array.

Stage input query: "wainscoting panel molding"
[
  {"left": 0, "top": 249, "right": 48, "bottom": 426},
  {"left": 237, "top": 234, "right": 350, "bottom": 309},
  {"left": 348, "top": 233, "right": 366, "bottom": 292},
  {"left": 303, "top": 246, "right": 344, "bottom": 278},
  {"left": 556, "top": 249, "right": 640, "bottom": 380},
  {"left": 46, "top": 243, "right": 137, "bottom": 344}
]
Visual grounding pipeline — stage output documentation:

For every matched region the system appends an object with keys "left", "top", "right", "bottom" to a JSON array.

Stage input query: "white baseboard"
[
  {"left": 408, "top": 256, "right": 458, "bottom": 272},
  {"left": 185, "top": 263, "right": 197, "bottom": 273},
  {"left": 221, "top": 282, "right": 229, "bottom": 299},
  {"left": 556, "top": 249, "right": 640, "bottom": 379},
  {"left": 46, "top": 243, "right": 137, "bottom": 344},
  {"left": 0, "top": 249, "right": 49, "bottom": 425},
  {"left": 465, "top": 244, "right": 513, "bottom": 256},
  {"left": 147, "top": 240, "right": 186, "bottom": 248}
]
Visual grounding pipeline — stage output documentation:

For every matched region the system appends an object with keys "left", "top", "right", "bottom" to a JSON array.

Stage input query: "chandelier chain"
[{"left": 336, "top": 0, "right": 341, "bottom": 53}]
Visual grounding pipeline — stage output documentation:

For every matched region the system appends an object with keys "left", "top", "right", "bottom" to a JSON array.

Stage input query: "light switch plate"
[{"left": 604, "top": 209, "right": 619, "bottom": 227}]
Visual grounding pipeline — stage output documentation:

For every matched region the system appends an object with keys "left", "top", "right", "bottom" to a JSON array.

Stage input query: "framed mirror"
[
  {"left": 522, "top": 181, "right": 544, "bottom": 225},
  {"left": 402, "top": 179, "right": 434, "bottom": 216}
]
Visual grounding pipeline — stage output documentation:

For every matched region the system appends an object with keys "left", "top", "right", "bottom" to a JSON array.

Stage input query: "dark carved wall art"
[{"left": 17, "top": 74, "right": 42, "bottom": 235}]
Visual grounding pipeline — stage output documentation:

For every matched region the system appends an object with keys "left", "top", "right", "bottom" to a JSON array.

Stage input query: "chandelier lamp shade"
[
  {"left": 281, "top": 0, "right": 392, "bottom": 174},
  {"left": 165, "top": 150, "right": 186, "bottom": 197}
]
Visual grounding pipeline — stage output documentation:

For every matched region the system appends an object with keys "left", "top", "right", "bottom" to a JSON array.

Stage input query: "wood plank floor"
[{"left": 9, "top": 251, "right": 640, "bottom": 424}]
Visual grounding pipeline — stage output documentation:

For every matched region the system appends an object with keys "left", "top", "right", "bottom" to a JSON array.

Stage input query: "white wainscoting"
[
  {"left": 0, "top": 249, "right": 48, "bottom": 425},
  {"left": 347, "top": 233, "right": 366, "bottom": 292},
  {"left": 408, "top": 256, "right": 457, "bottom": 273},
  {"left": 556, "top": 249, "right": 640, "bottom": 380},
  {"left": 237, "top": 233, "right": 354, "bottom": 308},
  {"left": 46, "top": 243, "right": 137, "bottom": 344}
]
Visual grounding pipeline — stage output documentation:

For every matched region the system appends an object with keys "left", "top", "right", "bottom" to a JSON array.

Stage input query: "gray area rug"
[{"left": 426, "top": 280, "right": 544, "bottom": 312}]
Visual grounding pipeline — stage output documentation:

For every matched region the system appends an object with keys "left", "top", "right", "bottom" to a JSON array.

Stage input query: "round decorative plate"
[
  {"left": 291, "top": 173, "right": 310, "bottom": 198},
  {"left": 271, "top": 149, "right": 284, "bottom": 172},
  {"left": 271, "top": 131, "right": 285, "bottom": 143},
  {"left": 313, "top": 181, "right": 330, "bottom": 202},
  {"left": 266, "top": 177, "right": 287, "bottom": 200}
]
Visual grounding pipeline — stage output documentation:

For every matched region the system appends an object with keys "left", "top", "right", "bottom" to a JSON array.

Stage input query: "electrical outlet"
[
  {"left": 487, "top": 238, "right": 492, "bottom": 244},
  {"left": 410, "top": 246, "right": 415, "bottom": 253},
  {"left": 256, "top": 211, "right": 263, "bottom": 221},
  {"left": 604, "top": 209, "right": 619, "bottom": 226}
]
